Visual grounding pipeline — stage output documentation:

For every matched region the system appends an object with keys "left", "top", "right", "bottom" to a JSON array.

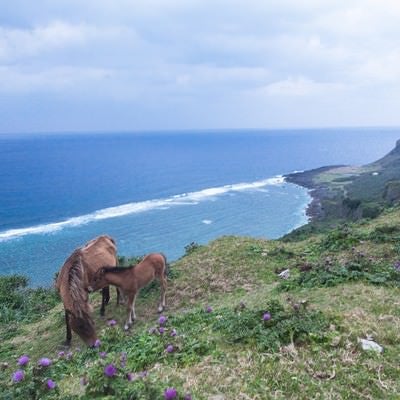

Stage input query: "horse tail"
[{"left": 68, "top": 255, "right": 91, "bottom": 320}]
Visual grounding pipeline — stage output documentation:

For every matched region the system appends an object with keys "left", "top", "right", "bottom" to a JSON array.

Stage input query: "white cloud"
[
  {"left": 0, "top": 21, "right": 134, "bottom": 62},
  {"left": 253, "top": 76, "right": 346, "bottom": 97}
]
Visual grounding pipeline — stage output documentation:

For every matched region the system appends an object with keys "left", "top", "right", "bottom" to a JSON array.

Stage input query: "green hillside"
[
  {"left": 285, "top": 139, "right": 400, "bottom": 227},
  {"left": 1, "top": 204, "right": 400, "bottom": 399}
]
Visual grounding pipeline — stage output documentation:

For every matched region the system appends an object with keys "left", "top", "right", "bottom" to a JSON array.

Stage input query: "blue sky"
[{"left": 1, "top": 0, "right": 399, "bottom": 133}]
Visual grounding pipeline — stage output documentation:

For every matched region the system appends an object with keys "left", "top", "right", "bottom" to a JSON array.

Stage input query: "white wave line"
[{"left": 0, "top": 175, "right": 285, "bottom": 242}]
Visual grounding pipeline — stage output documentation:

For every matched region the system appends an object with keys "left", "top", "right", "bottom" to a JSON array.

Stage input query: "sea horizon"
[{"left": 1, "top": 127, "right": 399, "bottom": 286}]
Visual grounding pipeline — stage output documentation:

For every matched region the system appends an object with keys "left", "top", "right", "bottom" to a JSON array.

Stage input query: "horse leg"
[
  {"left": 104, "top": 286, "right": 110, "bottom": 304},
  {"left": 100, "top": 287, "right": 109, "bottom": 316},
  {"left": 64, "top": 310, "right": 72, "bottom": 346},
  {"left": 158, "top": 276, "right": 167, "bottom": 313}
]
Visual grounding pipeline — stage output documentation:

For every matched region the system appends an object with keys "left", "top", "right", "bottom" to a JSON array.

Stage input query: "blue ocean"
[{"left": 0, "top": 128, "right": 399, "bottom": 286}]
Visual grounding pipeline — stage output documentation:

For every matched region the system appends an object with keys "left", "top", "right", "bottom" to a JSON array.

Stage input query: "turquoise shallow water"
[{"left": 0, "top": 128, "right": 399, "bottom": 285}]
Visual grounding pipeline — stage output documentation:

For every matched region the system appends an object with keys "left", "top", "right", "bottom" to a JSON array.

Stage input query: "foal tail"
[{"left": 160, "top": 253, "right": 169, "bottom": 277}]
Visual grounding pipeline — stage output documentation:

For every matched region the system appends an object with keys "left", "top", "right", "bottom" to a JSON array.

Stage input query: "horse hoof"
[
  {"left": 157, "top": 306, "right": 164, "bottom": 313},
  {"left": 124, "top": 324, "right": 129, "bottom": 331}
]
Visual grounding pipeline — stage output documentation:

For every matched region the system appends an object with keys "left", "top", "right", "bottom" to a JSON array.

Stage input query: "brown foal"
[{"left": 88, "top": 253, "right": 167, "bottom": 330}]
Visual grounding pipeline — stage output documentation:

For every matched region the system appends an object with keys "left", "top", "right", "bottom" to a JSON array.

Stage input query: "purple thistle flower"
[
  {"left": 170, "top": 329, "right": 177, "bottom": 337},
  {"left": 17, "top": 355, "right": 30, "bottom": 366},
  {"left": 12, "top": 370, "right": 24, "bottom": 383},
  {"left": 38, "top": 358, "right": 52, "bottom": 367},
  {"left": 159, "top": 327, "right": 165, "bottom": 334},
  {"left": 164, "top": 387, "right": 177, "bottom": 399},
  {"left": 107, "top": 319, "right": 117, "bottom": 327},
  {"left": 139, "top": 370, "right": 148, "bottom": 378},
  {"left": 104, "top": 364, "right": 117, "bottom": 378},
  {"left": 184, "top": 395, "right": 192, "bottom": 400},
  {"left": 394, "top": 261, "right": 400, "bottom": 271},
  {"left": 158, "top": 315, "right": 167, "bottom": 326},
  {"left": 166, "top": 344, "right": 174, "bottom": 353},
  {"left": 58, "top": 351, "right": 65, "bottom": 358},
  {"left": 94, "top": 339, "right": 101, "bottom": 348},
  {"left": 148, "top": 327, "right": 157, "bottom": 334},
  {"left": 47, "top": 379, "right": 56, "bottom": 390},
  {"left": 205, "top": 305, "right": 213, "bottom": 313},
  {"left": 99, "top": 352, "right": 107, "bottom": 359},
  {"left": 263, "top": 312, "right": 271, "bottom": 322}
]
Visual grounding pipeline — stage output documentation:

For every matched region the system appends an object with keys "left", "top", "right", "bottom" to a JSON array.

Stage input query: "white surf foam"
[{"left": 0, "top": 175, "right": 285, "bottom": 242}]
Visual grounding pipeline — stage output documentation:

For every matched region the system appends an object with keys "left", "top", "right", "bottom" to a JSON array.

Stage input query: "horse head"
[{"left": 68, "top": 310, "right": 98, "bottom": 347}]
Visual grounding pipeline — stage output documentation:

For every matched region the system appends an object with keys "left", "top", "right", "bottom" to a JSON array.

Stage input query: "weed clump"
[{"left": 212, "top": 299, "right": 333, "bottom": 352}]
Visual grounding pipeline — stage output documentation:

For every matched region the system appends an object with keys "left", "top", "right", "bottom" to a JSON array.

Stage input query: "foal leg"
[
  {"left": 124, "top": 293, "right": 137, "bottom": 331},
  {"left": 158, "top": 276, "right": 167, "bottom": 313}
]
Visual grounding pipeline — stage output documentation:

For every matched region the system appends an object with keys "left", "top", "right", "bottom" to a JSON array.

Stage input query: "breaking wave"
[{"left": 0, "top": 175, "right": 285, "bottom": 242}]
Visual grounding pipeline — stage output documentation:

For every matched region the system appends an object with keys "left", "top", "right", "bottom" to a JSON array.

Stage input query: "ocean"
[{"left": 0, "top": 128, "right": 399, "bottom": 286}]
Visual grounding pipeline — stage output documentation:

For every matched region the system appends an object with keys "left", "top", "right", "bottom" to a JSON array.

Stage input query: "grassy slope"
[{"left": 1, "top": 207, "right": 400, "bottom": 399}]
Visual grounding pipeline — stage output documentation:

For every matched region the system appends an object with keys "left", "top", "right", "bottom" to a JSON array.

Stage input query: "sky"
[{"left": 0, "top": 0, "right": 400, "bottom": 133}]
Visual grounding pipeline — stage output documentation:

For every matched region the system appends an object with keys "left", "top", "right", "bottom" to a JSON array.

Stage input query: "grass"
[{"left": 1, "top": 207, "right": 400, "bottom": 398}]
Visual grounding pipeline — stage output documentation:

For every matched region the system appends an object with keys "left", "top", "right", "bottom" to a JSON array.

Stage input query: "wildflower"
[
  {"left": 394, "top": 261, "right": 400, "bottom": 271},
  {"left": 158, "top": 315, "right": 167, "bottom": 325},
  {"left": 140, "top": 370, "right": 148, "bottom": 378},
  {"left": 148, "top": 326, "right": 157, "bottom": 334},
  {"left": 66, "top": 352, "right": 73, "bottom": 360},
  {"left": 80, "top": 376, "right": 88, "bottom": 386},
  {"left": 205, "top": 305, "right": 213, "bottom": 313},
  {"left": 126, "top": 372, "right": 135, "bottom": 381},
  {"left": 47, "top": 379, "right": 56, "bottom": 389},
  {"left": 159, "top": 327, "right": 165, "bottom": 334},
  {"left": 38, "top": 358, "right": 52, "bottom": 367},
  {"left": 166, "top": 344, "right": 174, "bottom": 353},
  {"left": 58, "top": 351, "right": 65, "bottom": 358},
  {"left": 99, "top": 352, "right": 107, "bottom": 359},
  {"left": 120, "top": 352, "right": 127, "bottom": 368},
  {"left": 107, "top": 319, "right": 117, "bottom": 327},
  {"left": 164, "top": 387, "right": 177, "bottom": 399},
  {"left": 104, "top": 364, "right": 117, "bottom": 378},
  {"left": 12, "top": 370, "right": 24, "bottom": 383},
  {"left": 184, "top": 395, "right": 192, "bottom": 400},
  {"left": 17, "top": 355, "right": 30, "bottom": 366},
  {"left": 94, "top": 339, "right": 101, "bottom": 348},
  {"left": 170, "top": 329, "right": 177, "bottom": 337},
  {"left": 263, "top": 312, "right": 271, "bottom": 322}
]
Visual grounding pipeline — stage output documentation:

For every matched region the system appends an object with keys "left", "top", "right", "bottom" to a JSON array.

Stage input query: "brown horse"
[
  {"left": 88, "top": 253, "right": 167, "bottom": 330},
  {"left": 55, "top": 235, "right": 118, "bottom": 346}
]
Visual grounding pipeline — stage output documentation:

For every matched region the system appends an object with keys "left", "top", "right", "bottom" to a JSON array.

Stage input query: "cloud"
[
  {"left": 254, "top": 77, "right": 346, "bottom": 97},
  {"left": 0, "top": 21, "right": 134, "bottom": 62},
  {"left": 0, "top": 0, "right": 400, "bottom": 131}
]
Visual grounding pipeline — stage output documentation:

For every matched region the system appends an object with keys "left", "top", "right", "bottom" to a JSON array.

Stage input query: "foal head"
[{"left": 87, "top": 268, "right": 108, "bottom": 293}]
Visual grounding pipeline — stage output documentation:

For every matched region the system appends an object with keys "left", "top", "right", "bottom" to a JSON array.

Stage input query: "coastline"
[{"left": 284, "top": 165, "right": 346, "bottom": 222}]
